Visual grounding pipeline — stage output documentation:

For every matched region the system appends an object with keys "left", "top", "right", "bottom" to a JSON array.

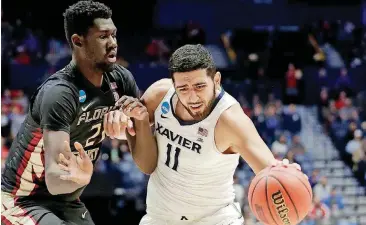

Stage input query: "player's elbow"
[{"left": 141, "top": 166, "right": 156, "bottom": 175}]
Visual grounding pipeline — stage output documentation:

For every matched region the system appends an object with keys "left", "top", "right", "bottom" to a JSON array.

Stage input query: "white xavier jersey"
[{"left": 146, "top": 87, "right": 240, "bottom": 221}]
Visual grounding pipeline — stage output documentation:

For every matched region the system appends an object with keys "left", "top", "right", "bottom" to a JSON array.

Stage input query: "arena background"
[{"left": 1, "top": 0, "right": 366, "bottom": 224}]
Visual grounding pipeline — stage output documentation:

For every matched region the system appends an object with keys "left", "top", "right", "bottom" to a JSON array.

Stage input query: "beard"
[
  {"left": 180, "top": 86, "right": 216, "bottom": 121},
  {"left": 95, "top": 61, "right": 115, "bottom": 72}
]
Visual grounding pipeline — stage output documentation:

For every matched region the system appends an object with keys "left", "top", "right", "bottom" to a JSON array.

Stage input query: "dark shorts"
[{"left": 1, "top": 192, "right": 95, "bottom": 225}]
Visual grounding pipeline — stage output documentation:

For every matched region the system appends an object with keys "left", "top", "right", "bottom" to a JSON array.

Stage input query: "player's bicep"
[
  {"left": 222, "top": 104, "right": 275, "bottom": 173},
  {"left": 39, "top": 84, "right": 78, "bottom": 133}
]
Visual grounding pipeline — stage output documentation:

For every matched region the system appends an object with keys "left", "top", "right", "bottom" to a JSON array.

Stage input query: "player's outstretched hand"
[
  {"left": 272, "top": 158, "right": 308, "bottom": 179},
  {"left": 104, "top": 109, "right": 135, "bottom": 138},
  {"left": 58, "top": 141, "right": 93, "bottom": 186},
  {"left": 116, "top": 96, "right": 149, "bottom": 121}
]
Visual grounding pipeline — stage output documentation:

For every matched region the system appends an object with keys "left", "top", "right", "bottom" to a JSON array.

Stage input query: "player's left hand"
[
  {"left": 272, "top": 158, "right": 308, "bottom": 179},
  {"left": 58, "top": 141, "right": 93, "bottom": 186}
]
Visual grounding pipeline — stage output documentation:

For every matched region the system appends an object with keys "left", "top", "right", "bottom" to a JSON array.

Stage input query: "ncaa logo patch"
[
  {"left": 161, "top": 102, "right": 170, "bottom": 114},
  {"left": 79, "top": 90, "right": 87, "bottom": 103}
]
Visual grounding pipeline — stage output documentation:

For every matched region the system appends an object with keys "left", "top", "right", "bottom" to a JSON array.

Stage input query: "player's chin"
[{"left": 98, "top": 61, "right": 115, "bottom": 72}]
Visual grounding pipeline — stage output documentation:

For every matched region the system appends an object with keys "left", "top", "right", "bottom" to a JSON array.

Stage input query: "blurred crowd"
[
  {"left": 317, "top": 69, "right": 366, "bottom": 188},
  {"left": 1, "top": 8, "right": 366, "bottom": 225}
]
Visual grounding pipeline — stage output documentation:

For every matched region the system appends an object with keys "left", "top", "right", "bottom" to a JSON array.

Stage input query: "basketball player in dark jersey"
[{"left": 1, "top": 1, "right": 139, "bottom": 224}]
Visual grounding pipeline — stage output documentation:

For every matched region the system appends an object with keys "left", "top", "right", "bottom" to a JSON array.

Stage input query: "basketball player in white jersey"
[{"left": 105, "top": 44, "right": 302, "bottom": 225}]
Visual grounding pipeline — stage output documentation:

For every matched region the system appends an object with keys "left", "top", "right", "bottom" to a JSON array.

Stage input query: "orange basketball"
[{"left": 248, "top": 165, "right": 313, "bottom": 225}]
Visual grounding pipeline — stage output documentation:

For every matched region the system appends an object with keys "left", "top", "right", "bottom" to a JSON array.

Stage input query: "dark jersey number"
[{"left": 165, "top": 143, "right": 181, "bottom": 171}]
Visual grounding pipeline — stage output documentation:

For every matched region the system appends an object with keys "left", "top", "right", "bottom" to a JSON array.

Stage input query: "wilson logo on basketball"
[{"left": 271, "top": 190, "right": 291, "bottom": 225}]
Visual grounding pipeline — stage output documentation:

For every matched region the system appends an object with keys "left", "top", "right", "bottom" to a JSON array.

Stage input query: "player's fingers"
[
  {"left": 63, "top": 141, "right": 72, "bottom": 152},
  {"left": 112, "top": 110, "right": 121, "bottom": 137},
  {"left": 121, "top": 97, "right": 140, "bottom": 111},
  {"left": 107, "top": 111, "right": 115, "bottom": 138},
  {"left": 115, "top": 96, "right": 128, "bottom": 106},
  {"left": 60, "top": 174, "right": 73, "bottom": 182},
  {"left": 74, "top": 142, "right": 87, "bottom": 159},
  {"left": 282, "top": 158, "right": 290, "bottom": 167},
  {"left": 291, "top": 163, "right": 301, "bottom": 171},
  {"left": 271, "top": 160, "right": 280, "bottom": 167},
  {"left": 59, "top": 153, "right": 70, "bottom": 166},
  {"left": 104, "top": 114, "right": 109, "bottom": 137},
  {"left": 127, "top": 119, "right": 136, "bottom": 136},
  {"left": 58, "top": 163, "right": 70, "bottom": 172}
]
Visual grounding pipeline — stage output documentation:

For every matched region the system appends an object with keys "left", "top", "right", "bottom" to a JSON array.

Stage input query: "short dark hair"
[
  {"left": 168, "top": 44, "right": 216, "bottom": 80},
  {"left": 63, "top": 1, "right": 112, "bottom": 48}
]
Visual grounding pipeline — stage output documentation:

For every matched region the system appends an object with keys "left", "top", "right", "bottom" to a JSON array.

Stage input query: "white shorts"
[{"left": 139, "top": 203, "right": 244, "bottom": 225}]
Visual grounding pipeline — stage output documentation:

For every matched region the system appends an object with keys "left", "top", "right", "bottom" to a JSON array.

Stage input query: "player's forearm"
[
  {"left": 45, "top": 165, "right": 85, "bottom": 195},
  {"left": 127, "top": 118, "right": 158, "bottom": 175}
]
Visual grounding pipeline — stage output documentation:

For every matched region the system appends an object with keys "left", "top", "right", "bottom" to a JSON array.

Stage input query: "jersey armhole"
[{"left": 211, "top": 103, "right": 240, "bottom": 155}]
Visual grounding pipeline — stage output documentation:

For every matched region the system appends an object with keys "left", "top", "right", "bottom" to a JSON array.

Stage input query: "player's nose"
[
  {"left": 188, "top": 91, "right": 199, "bottom": 102},
  {"left": 108, "top": 36, "right": 117, "bottom": 49}
]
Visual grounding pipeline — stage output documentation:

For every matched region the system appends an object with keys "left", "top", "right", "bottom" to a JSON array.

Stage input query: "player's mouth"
[
  {"left": 189, "top": 103, "right": 203, "bottom": 111},
  {"left": 106, "top": 50, "right": 117, "bottom": 63}
]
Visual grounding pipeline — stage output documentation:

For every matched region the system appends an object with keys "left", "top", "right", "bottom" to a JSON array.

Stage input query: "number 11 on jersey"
[{"left": 165, "top": 143, "right": 181, "bottom": 171}]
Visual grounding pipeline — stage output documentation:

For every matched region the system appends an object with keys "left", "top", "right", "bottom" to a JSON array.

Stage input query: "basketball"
[{"left": 248, "top": 165, "right": 313, "bottom": 225}]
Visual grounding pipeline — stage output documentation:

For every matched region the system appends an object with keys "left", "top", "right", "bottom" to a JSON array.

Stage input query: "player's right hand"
[
  {"left": 116, "top": 96, "right": 149, "bottom": 121},
  {"left": 104, "top": 110, "right": 136, "bottom": 138},
  {"left": 58, "top": 141, "right": 93, "bottom": 186}
]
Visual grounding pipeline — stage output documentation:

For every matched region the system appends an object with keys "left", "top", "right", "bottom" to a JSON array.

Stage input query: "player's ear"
[
  {"left": 71, "top": 34, "right": 83, "bottom": 48},
  {"left": 213, "top": 72, "right": 221, "bottom": 90}
]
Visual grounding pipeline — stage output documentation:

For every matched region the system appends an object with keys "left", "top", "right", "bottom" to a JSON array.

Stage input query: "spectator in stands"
[
  {"left": 9, "top": 104, "right": 26, "bottom": 139},
  {"left": 145, "top": 38, "right": 170, "bottom": 65},
  {"left": 1, "top": 104, "right": 11, "bottom": 138},
  {"left": 11, "top": 90, "right": 29, "bottom": 112},
  {"left": 13, "top": 46, "right": 30, "bottom": 65},
  {"left": 318, "top": 67, "right": 328, "bottom": 89},
  {"left": 308, "top": 197, "right": 330, "bottom": 225},
  {"left": 263, "top": 103, "right": 281, "bottom": 145},
  {"left": 252, "top": 67, "right": 270, "bottom": 104},
  {"left": 309, "top": 169, "right": 321, "bottom": 188},
  {"left": 318, "top": 88, "right": 329, "bottom": 123},
  {"left": 322, "top": 187, "right": 344, "bottom": 210},
  {"left": 331, "top": 110, "right": 349, "bottom": 142},
  {"left": 282, "top": 104, "right": 302, "bottom": 135},
  {"left": 356, "top": 154, "right": 366, "bottom": 187},
  {"left": 271, "top": 134, "right": 288, "bottom": 159},
  {"left": 346, "top": 129, "right": 363, "bottom": 155},
  {"left": 313, "top": 176, "right": 332, "bottom": 201},
  {"left": 1, "top": 137, "right": 9, "bottom": 169},
  {"left": 335, "top": 68, "right": 352, "bottom": 96},
  {"left": 340, "top": 98, "right": 355, "bottom": 120},
  {"left": 290, "top": 135, "right": 304, "bottom": 151},
  {"left": 346, "top": 121, "right": 358, "bottom": 142},
  {"left": 335, "top": 91, "right": 347, "bottom": 110},
  {"left": 285, "top": 63, "right": 303, "bottom": 104}
]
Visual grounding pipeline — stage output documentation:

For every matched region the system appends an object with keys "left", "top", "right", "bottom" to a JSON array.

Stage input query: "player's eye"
[
  {"left": 100, "top": 35, "right": 108, "bottom": 39},
  {"left": 179, "top": 88, "right": 188, "bottom": 93},
  {"left": 195, "top": 85, "right": 205, "bottom": 90}
]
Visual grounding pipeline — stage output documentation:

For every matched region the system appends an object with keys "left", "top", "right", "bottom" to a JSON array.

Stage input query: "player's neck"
[{"left": 72, "top": 57, "right": 103, "bottom": 87}]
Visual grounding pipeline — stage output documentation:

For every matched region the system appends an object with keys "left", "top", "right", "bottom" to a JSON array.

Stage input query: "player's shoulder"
[
  {"left": 216, "top": 102, "right": 248, "bottom": 132},
  {"left": 110, "top": 64, "right": 134, "bottom": 82},
  {"left": 39, "top": 65, "right": 79, "bottom": 96},
  {"left": 149, "top": 78, "right": 173, "bottom": 93},
  {"left": 141, "top": 78, "right": 173, "bottom": 114},
  {"left": 143, "top": 79, "right": 172, "bottom": 101}
]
